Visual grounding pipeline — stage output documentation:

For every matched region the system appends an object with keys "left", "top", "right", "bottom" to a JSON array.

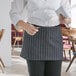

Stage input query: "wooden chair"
[
  {"left": 0, "top": 29, "right": 4, "bottom": 41},
  {"left": 11, "top": 24, "right": 23, "bottom": 54},
  {"left": 66, "top": 36, "right": 76, "bottom": 72},
  {"left": 63, "top": 36, "right": 72, "bottom": 61},
  {"left": 65, "top": 28, "right": 76, "bottom": 72},
  {"left": 0, "top": 29, "right": 5, "bottom": 73},
  {"left": 0, "top": 58, "right": 5, "bottom": 73}
]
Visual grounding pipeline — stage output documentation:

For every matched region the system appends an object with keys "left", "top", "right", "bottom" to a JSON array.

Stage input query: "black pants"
[{"left": 27, "top": 60, "right": 62, "bottom": 76}]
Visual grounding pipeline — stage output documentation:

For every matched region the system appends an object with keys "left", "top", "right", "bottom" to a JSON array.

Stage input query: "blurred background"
[{"left": 0, "top": 0, "right": 76, "bottom": 76}]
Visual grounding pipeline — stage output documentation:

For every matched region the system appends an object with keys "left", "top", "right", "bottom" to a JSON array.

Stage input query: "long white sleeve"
[
  {"left": 61, "top": 0, "right": 71, "bottom": 18},
  {"left": 10, "top": 0, "right": 28, "bottom": 26}
]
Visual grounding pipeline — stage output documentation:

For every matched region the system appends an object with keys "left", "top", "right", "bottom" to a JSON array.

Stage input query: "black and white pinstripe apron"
[{"left": 20, "top": 25, "right": 63, "bottom": 60}]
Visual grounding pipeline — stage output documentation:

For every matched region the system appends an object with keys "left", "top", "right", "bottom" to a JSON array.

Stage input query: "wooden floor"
[{"left": 0, "top": 48, "right": 76, "bottom": 76}]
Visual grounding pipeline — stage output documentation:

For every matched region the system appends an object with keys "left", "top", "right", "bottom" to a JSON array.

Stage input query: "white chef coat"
[{"left": 10, "top": 0, "right": 71, "bottom": 27}]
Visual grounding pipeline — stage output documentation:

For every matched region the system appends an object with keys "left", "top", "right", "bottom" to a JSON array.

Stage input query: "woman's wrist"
[{"left": 16, "top": 20, "right": 28, "bottom": 30}]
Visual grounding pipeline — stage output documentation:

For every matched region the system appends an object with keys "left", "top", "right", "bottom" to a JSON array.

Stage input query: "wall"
[{"left": 0, "top": 0, "right": 13, "bottom": 66}]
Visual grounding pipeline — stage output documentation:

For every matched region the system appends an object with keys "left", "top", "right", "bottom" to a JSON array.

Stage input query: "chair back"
[{"left": 0, "top": 29, "right": 4, "bottom": 41}]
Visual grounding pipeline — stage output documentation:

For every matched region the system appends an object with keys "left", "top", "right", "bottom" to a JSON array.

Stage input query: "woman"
[{"left": 10, "top": 0, "right": 71, "bottom": 76}]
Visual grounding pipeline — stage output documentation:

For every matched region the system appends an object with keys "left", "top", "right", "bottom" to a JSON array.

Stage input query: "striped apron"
[{"left": 20, "top": 25, "right": 63, "bottom": 60}]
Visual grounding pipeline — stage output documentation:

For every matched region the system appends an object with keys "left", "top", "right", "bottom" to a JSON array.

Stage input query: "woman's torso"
[{"left": 22, "top": 0, "right": 62, "bottom": 27}]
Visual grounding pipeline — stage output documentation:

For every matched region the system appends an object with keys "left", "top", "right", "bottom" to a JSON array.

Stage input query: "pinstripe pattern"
[{"left": 20, "top": 25, "right": 63, "bottom": 60}]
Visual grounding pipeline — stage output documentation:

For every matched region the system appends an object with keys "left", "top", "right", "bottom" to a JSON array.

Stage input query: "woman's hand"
[
  {"left": 59, "top": 14, "right": 71, "bottom": 25},
  {"left": 64, "top": 18, "right": 71, "bottom": 25},
  {"left": 16, "top": 20, "right": 39, "bottom": 36}
]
